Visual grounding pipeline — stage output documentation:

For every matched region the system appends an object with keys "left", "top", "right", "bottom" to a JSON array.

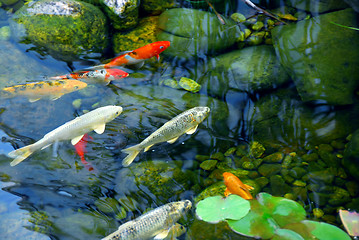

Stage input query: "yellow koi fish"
[
  {"left": 1, "top": 80, "right": 87, "bottom": 102},
  {"left": 122, "top": 106, "right": 210, "bottom": 167},
  {"left": 8, "top": 105, "right": 123, "bottom": 166}
]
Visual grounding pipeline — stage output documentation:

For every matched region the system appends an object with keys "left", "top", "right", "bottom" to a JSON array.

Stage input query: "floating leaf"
[
  {"left": 227, "top": 193, "right": 306, "bottom": 239},
  {"left": 272, "top": 229, "right": 305, "bottom": 240},
  {"left": 283, "top": 220, "right": 351, "bottom": 240},
  {"left": 339, "top": 209, "right": 359, "bottom": 236},
  {"left": 195, "top": 195, "right": 250, "bottom": 223}
]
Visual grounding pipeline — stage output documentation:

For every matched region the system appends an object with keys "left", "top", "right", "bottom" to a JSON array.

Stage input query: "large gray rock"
[
  {"left": 344, "top": 0, "right": 359, "bottom": 12},
  {"left": 272, "top": 9, "right": 359, "bottom": 105},
  {"left": 10, "top": 0, "right": 108, "bottom": 61},
  {"left": 157, "top": 8, "right": 240, "bottom": 59},
  {"left": 198, "top": 45, "right": 291, "bottom": 97}
]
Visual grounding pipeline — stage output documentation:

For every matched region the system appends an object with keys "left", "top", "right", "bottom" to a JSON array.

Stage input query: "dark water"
[{"left": 0, "top": 0, "right": 359, "bottom": 239}]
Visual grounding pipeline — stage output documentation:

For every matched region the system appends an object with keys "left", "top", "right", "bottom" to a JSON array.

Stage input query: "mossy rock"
[
  {"left": 100, "top": 0, "right": 139, "bottom": 31},
  {"left": 140, "top": 0, "right": 175, "bottom": 15},
  {"left": 112, "top": 16, "right": 159, "bottom": 53},
  {"left": 10, "top": 0, "right": 108, "bottom": 61},
  {"left": 179, "top": 77, "right": 202, "bottom": 93}
]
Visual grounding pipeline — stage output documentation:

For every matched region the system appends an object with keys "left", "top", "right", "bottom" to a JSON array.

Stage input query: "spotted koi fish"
[
  {"left": 0, "top": 80, "right": 87, "bottom": 102},
  {"left": 91, "top": 41, "right": 171, "bottom": 69},
  {"left": 74, "top": 133, "right": 95, "bottom": 171},
  {"left": 223, "top": 172, "right": 254, "bottom": 200},
  {"left": 49, "top": 69, "right": 129, "bottom": 85}
]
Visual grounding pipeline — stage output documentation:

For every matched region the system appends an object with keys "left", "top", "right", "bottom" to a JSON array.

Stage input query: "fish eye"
[
  {"left": 159, "top": 46, "right": 164, "bottom": 49},
  {"left": 100, "top": 69, "right": 106, "bottom": 74}
]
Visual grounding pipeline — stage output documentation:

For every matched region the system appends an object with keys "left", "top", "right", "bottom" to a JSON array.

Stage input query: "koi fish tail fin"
[
  {"left": 121, "top": 144, "right": 142, "bottom": 167},
  {"left": 8, "top": 144, "right": 35, "bottom": 166}
]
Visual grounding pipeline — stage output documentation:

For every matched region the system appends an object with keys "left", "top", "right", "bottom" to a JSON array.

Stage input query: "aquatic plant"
[{"left": 195, "top": 192, "right": 351, "bottom": 239}]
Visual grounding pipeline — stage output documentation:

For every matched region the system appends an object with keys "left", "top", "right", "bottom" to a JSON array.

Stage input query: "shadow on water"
[{"left": 0, "top": 0, "right": 359, "bottom": 239}]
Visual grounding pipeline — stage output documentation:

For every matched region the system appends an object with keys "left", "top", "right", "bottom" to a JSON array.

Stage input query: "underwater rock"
[
  {"left": 258, "top": 164, "right": 282, "bottom": 177},
  {"left": 343, "top": 129, "right": 359, "bottom": 181},
  {"left": 272, "top": 8, "right": 359, "bottom": 105},
  {"left": 186, "top": 220, "right": 240, "bottom": 240},
  {"left": 0, "top": 25, "right": 10, "bottom": 41},
  {"left": 200, "top": 160, "right": 218, "bottom": 171},
  {"left": 285, "top": 0, "right": 349, "bottom": 13},
  {"left": 344, "top": 0, "right": 359, "bottom": 12},
  {"left": 157, "top": 8, "right": 239, "bottom": 59},
  {"left": 0, "top": 41, "right": 55, "bottom": 87},
  {"left": 112, "top": 16, "right": 158, "bottom": 53},
  {"left": 114, "top": 161, "right": 194, "bottom": 202},
  {"left": 140, "top": 0, "right": 175, "bottom": 15},
  {"left": 262, "top": 152, "right": 283, "bottom": 163},
  {"left": 0, "top": 0, "right": 19, "bottom": 6},
  {"left": 249, "top": 141, "right": 266, "bottom": 158},
  {"left": 101, "top": 0, "right": 139, "bottom": 31},
  {"left": 179, "top": 77, "right": 202, "bottom": 93},
  {"left": 270, "top": 175, "right": 291, "bottom": 196},
  {"left": 10, "top": 0, "right": 108, "bottom": 61},
  {"left": 198, "top": 45, "right": 290, "bottom": 97},
  {"left": 194, "top": 182, "right": 226, "bottom": 203}
]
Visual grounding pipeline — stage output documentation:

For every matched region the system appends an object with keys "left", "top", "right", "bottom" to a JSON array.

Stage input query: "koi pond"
[{"left": 0, "top": 0, "right": 359, "bottom": 239}]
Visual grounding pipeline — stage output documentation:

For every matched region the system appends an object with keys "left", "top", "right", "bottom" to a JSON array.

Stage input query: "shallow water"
[{"left": 0, "top": 0, "right": 359, "bottom": 239}]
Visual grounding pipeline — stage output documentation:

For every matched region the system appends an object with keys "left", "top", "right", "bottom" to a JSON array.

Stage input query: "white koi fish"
[
  {"left": 102, "top": 200, "right": 191, "bottom": 240},
  {"left": 122, "top": 106, "right": 210, "bottom": 167},
  {"left": 8, "top": 105, "right": 123, "bottom": 166}
]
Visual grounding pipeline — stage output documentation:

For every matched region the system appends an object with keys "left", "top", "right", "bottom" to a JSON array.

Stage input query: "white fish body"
[
  {"left": 8, "top": 105, "right": 123, "bottom": 166},
  {"left": 121, "top": 106, "right": 210, "bottom": 167},
  {"left": 102, "top": 200, "right": 192, "bottom": 240}
]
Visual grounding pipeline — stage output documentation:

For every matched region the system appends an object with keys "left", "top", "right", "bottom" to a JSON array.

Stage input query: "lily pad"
[
  {"left": 283, "top": 220, "right": 351, "bottom": 240},
  {"left": 339, "top": 209, "right": 359, "bottom": 236},
  {"left": 195, "top": 195, "right": 250, "bottom": 223},
  {"left": 272, "top": 229, "right": 305, "bottom": 240},
  {"left": 227, "top": 192, "right": 306, "bottom": 239}
]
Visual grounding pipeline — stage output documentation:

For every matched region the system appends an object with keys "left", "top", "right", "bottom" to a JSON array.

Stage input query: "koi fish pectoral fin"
[
  {"left": 93, "top": 124, "right": 106, "bottom": 134},
  {"left": 224, "top": 188, "right": 232, "bottom": 197},
  {"left": 186, "top": 125, "right": 198, "bottom": 135},
  {"left": 144, "top": 144, "right": 154, "bottom": 152},
  {"left": 244, "top": 184, "right": 254, "bottom": 190},
  {"left": 50, "top": 93, "right": 64, "bottom": 101},
  {"left": 154, "top": 229, "right": 170, "bottom": 239},
  {"left": 28, "top": 97, "right": 41, "bottom": 102},
  {"left": 71, "top": 135, "right": 85, "bottom": 145},
  {"left": 167, "top": 136, "right": 179, "bottom": 144}
]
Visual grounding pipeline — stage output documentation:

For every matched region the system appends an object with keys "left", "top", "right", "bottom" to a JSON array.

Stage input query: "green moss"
[
  {"left": 113, "top": 16, "right": 159, "bottom": 53},
  {"left": 102, "top": 0, "right": 139, "bottom": 31},
  {"left": 179, "top": 77, "right": 202, "bottom": 93},
  {"left": 141, "top": 0, "right": 174, "bottom": 15},
  {"left": 13, "top": 0, "right": 108, "bottom": 60}
]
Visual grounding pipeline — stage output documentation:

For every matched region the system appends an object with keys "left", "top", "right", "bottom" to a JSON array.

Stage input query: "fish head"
[
  {"left": 132, "top": 41, "right": 171, "bottom": 60},
  {"left": 102, "top": 105, "right": 123, "bottom": 122},
  {"left": 168, "top": 200, "right": 192, "bottom": 221},
  {"left": 191, "top": 106, "right": 210, "bottom": 123},
  {"left": 152, "top": 41, "right": 171, "bottom": 55},
  {"left": 106, "top": 69, "right": 129, "bottom": 79}
]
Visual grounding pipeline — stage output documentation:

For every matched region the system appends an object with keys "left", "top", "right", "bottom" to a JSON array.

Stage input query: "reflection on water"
[{"left": 0, "top": 1, "right": 359, "bottom": 239}]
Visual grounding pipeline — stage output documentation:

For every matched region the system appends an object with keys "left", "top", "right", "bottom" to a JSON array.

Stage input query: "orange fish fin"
[
  {"left": 155, "top": 54, "right": 160, "bottom": 60},
  {"left": 244, "top": 184, "right": 254, "bottom": 190},
  {"left": 224, "top": 188, "right": 232, "bottom": 197}
]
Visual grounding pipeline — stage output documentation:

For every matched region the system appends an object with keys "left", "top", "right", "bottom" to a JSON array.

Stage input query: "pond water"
[{"left": 0, "top": 0, "right": 359, "bottom": 239}]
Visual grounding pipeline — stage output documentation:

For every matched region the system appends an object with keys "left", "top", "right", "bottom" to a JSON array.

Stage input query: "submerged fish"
[
  {"left": 49, "top": 69, "right": 129, "bottom": 85},
  {"left": 102, "top": 200, "right": 192, "bottom": 240},
  {"left": 1, "top": 80, "right": 87, "bottom": 102},
  {"left": 163, "top": 223, "right": 187, "bottom": 240},
  {"left": 122, "top": 106, "right": 210, "bottom": 167},
  {"left": 223, "top": 172, "right": 254, "bottom": 200},
  {"left": 8, "top": 105, "right": 123, "bottom": 166},
  {"left": 91, "top": 41, "right": 171, "bottom": 69}
]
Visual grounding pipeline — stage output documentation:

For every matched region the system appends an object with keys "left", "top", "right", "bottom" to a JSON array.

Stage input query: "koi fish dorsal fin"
[
  {"left": 154, "top": 229, "right": 170, "bottom": 239},
  {"left": 167, "top": 136, "right": 179, "bottom": 144},
  {"left": 186, "top": 125, "right": 198, "bottom": 135},
  {"left": 93, "top": 124, "right": 106, "bottom": 134},
  {"left": 71, "top": 135, "right": 84, "bottom": 145}
]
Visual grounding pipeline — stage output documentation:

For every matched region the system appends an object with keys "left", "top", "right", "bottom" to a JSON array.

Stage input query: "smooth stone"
[
  {"left": 343, "top": 128, "right": 359, "bottom": 181},
  {"left": 262, "top": 152, "right": 283, "bottom": 163},
  {"left": 200, "top": 160, "right": 218, "bottom": 171},
  {"left": 198, "top": 45, "right": 290, "bottom": 97},
  {"left": 272, "top": 9, "right": 359, "bottom": 105},
  {"left": 258, "top": 163, "right": 282, "bottom": 177},
  {"left": 157, "top": 8, "right": 239, "bottom": 59},
  {"left": 101, "top": 0, "right": 139, "bottom": 30},
  {"left": 179, "top": 77, "right": 201, "bottom": 93}
]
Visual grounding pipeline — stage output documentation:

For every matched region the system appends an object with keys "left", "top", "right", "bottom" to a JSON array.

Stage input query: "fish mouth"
[{"left": 184, "top": 200, "right": 192, "bottom": 210}]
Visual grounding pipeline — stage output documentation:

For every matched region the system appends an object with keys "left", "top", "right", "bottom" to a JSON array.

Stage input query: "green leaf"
[
  {"left": 272, "top": 229, "right": 305, "bottom": 240},
  {"left": 227, "top": 193, "right": 307, "bottom": 239},
  {"left": 283, "top": 220, "right": 351, "bottom": 240},
  {"left": 195, "top": 195, "right": 250, "bottom": 223}
]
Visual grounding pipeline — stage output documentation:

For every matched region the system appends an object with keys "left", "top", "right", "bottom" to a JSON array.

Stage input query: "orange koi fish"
[
  {"left": 1, "top": 80, "right": 87, "bottom": 102},
  {"left": 92, "top": 41, "right": 171, "bottom": 69},
  {"left": 74, "top": 133, "right": 94, "bottom": 171},
  {"left": 223, "top": 172, "right": 254, "bottom": 200},
  {"left": 49, "top": 69, "right": 129, "bottom": 85}
]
